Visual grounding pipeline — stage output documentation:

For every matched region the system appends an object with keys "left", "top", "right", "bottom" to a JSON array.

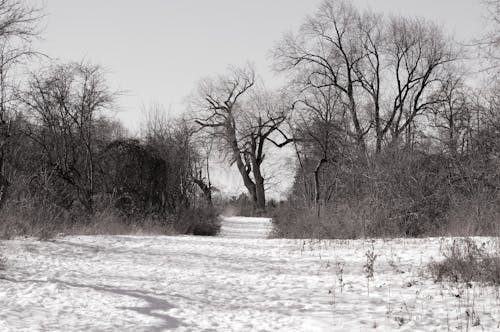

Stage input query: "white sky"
[
  {"left": 33, "top": 0, "right": 487, "bottom": 131},
  {"left": 31, "top": 0, "right": 488, "bottom": 198}
]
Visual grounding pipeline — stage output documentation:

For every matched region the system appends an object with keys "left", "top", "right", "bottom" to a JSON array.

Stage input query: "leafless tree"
[
  {"left": 273, "top": 0, "right": 369, "bottom": 151},
  {"left": 385, "top": 16, "right": 457, "bottom": 148},
  {"left": 293, "top": 85, "right": 346, "bottom": 216},
  {"left": 19, "top": 62, "right": 114, "bottom": 213},
  {"left": 482, "top": 0, "right": 500, "bottom": 64},
  {"left": 141, "top": 104, "right": 200, "bottom": 210},
  {"left": 273, "top": 0, "right": 458, "bottom": 154},
  {"left": 0, "top": 0, "right": 42, "bottom": 208},
  {"left": 192, "top": 65, "right": 293, "bottom": 211},
  {"left": 428, "top": 70, "right": 472, "bottom": 155},
  {"left": 190, "top": 129, "right": 215, "bottom": 206}
]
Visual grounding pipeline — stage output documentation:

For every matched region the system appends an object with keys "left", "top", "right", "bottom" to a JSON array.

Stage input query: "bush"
[
  {"left": 0, "top": 194, "right": 221, "bottom": 238},
  {"left": 219, "top": 194, "right": 259, "bottom": 217},
  {"left": 270, "top": 202, "right": 365, "bottom": 239},
  {"left": 0, "top": 197, "right": 69, "bottom": 239},
  {"left": 174, "top": 207, "right": 221, "bottom": 236},
  {"left": 0, "top": 251, "right": 6, "bottom": 271},
  {"left": 444, "top": 194, "right": 500, "bottom": 237},
  {"left": 274, "top": 143, "right": 500, "bottom": 239},
  {"left": 429, "top": 238, "right": 500, "bottom": 285}
]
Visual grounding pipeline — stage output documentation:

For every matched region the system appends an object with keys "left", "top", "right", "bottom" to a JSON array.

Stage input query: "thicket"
[
  {"left": 0, "top": 0, "right": 223, "bottom": 238},
  {"left": 1, "top": 0, "right": 500, "bottom": 240},
  {"left": 0, "top": 62, "right": 218, "bottom": 238},
  {"left": 0, "top": 100, "right": 220, "bottom": 238},
  {"left": 273, "top": 140, "right": 500, "bottom": 238},
  {"left": 429, "top": 238, "right": 500, "bottom": 286},
  {"left": 271, "top": 0, "right": 500, "bottom": 239}
]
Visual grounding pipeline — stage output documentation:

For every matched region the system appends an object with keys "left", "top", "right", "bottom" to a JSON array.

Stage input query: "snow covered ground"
[
  {"left": 218, "top": 216, "right": 273, "bottom": 238},
  {"left": 0, "top": 217, "right": 499, "bottom": 331}
]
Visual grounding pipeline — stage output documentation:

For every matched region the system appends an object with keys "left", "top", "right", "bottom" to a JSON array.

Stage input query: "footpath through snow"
[
  {"left": 0, "top": 217, "right": 499, "bottom": 331},
  {"left": 218, "top": 216, "right": 273, "bottom": 239}
]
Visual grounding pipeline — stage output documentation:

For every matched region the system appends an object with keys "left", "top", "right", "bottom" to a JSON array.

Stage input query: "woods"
[
  {"left": 192, "top": 66, "right": 293, "bottom": 211},
  {"left": 271, "top": 0, "right": 500, "bottom": 238},
  {"left": 0, "top": 0, "right": 498, "bottom": 239},
  {"left": 2, "top": 2, "right": 500, "bottom": 331}
]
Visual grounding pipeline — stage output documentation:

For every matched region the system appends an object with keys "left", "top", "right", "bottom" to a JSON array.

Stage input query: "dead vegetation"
[{"left": 430, "top": 238, "right": 500, "bottom": 285}]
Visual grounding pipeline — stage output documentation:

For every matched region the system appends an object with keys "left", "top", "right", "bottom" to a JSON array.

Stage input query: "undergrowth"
[
  {"left": 429, "top": 238, "right": 500, "bottom": 285},
  {"left": 0, "top": 199, "right": 221, "bottom": 239}
]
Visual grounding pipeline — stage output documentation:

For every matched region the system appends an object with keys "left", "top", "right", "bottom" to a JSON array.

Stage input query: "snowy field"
[{"left": 0, "top": 217, "right": 499, "bottom": 331}]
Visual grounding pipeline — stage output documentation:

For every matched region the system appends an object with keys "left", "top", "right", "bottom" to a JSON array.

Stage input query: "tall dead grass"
[
  {"left": 0, "top": 197, "right": 221, "bottom": 239},
  {"left": 429, "top": 238, "right": 500, "bottom": 285}
]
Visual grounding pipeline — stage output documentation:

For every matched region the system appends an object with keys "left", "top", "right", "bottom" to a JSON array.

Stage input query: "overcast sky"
[
  {"left": 33, "top": 0, "right": 487, "bottom": 132},
  {"left": 30, "top": 0, "right": 488, "bottom": 197}
]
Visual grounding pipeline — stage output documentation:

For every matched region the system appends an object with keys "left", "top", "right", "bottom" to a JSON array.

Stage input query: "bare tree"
[
  {"left": 20, "top": 62, "right": 114, "bottom": 213},
  {"left": 141, "top": 104, "right": 200, "bottom": 211},
  {"left": 0, "top": 0, "right": 42, "bottom": 208},
  {"left": 273, "top": 0, "right": 369, "bottom": 151},
  {"left": 428, "top": 70, "right": 472, "bottom": 155},
  {"left": 273, "top": 0, "right": 457, "bottom": 153},
  {"left": 385, "top": 16, "right": 457, "bottom": 148},
  {"left": 293, "top": 85, "right": 346, "bottom": 216},
  {"left": 190, "top": 129, "right": 215, "bottom": 206},
  {"left": 192, "top": 65, "right": 292, "bottom": 211},
  {"left": 482, "top": 0, "right": 500, "bottom": 64}
]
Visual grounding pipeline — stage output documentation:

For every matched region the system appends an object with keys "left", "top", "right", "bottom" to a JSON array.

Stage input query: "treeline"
[
  {"left": 1, "top": 62, "right": 218, "bottom": 238},
  {"left": 1, "top": 0, "right": 499, "bottom": 239},
  {"left": 191, "top": 0, "right": 500, "bottom": 238},
  {"left": 270, "top": 1, "right": 500, "bottom": 238},
  {"left": 0, "top": 2, "right": 218, "bottom": 238}
]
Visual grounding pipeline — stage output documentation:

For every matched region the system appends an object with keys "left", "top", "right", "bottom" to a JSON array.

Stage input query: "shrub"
[
  {"left": 0, "top": 194, "right": 220, "bottom": 238},
  {"left": 175, "top": 206, "right": 221, "bottom": 236},
  {"left": 444, "top": 193, "right": 500, "bottom": 237},
  {"left": 219, "top": 194, "right": 259, "bottom": 217},
  {"left": 0, "top": 251, "right": 6, "bottom": 271},
  {"left": 0, "top": 197, "right": 69, "bottom": 240},
  {"left": 429, "top": 238, "right": 500, "bottom": 285},
  {"left": 270, "top": 202, "right": 365, "bottom": 239}
]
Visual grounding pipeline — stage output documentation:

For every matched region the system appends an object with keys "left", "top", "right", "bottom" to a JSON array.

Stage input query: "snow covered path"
[
  {"left": 0, "top": 228, "right": 499, "bottom": 331},
  {"left": 218, "top": 216, "right": 273, "bottom": 238}
]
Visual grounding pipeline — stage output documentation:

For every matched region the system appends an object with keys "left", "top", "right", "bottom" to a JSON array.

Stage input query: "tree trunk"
[
  {"left": 0, "top": 119, "right": 8, "bottom": 210},
  {"left": 0, "top": 173, "right": 8, "bottom": 210},
  {"left": 253, "top": 170, "right": 266, "bottom": 211},
  {"left": 193, "top": 178, "right": 212, "bottom": 206},
  {"left": 314, "top": 158, "right": 327, "bottom": 218},
  {"left": 226, "top": 121, "right": 257, "bottom": 198},
  {"left": 347, "top": 86, "right": 367, "bottom": 151}
]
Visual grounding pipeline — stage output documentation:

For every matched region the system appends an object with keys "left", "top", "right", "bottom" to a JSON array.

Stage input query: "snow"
[
  {"left": 0, "top": 217, "right": 499, "bottom": 331},
  {"left": 218, "top": 216, "right": 273, "bottom": 238}
]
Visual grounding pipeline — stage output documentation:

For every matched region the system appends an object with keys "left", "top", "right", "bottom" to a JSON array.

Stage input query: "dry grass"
[
  {"left": 429, "top": 238, "right": 500, "bottom": 285},
  {"left": 0, "top": 198, "right": 221, "bottom": 239},
  {"left": 174, "top": 207, "right": 221, "bottom": 236},
  {"left": 0, "top": 252, "right": 5, "bottom": 271},
  {"left": 270, "top": 203, "right": 366, "bottom": 239}
]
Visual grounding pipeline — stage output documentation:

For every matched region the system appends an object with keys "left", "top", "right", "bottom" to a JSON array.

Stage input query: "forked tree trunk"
[
  {"left": 253, "top": 170, "right": 266, "bottom": 211},
  {"left": 0, "top": 123, "right": 9, "bottom": 210},
  {"left": 0, "top": 173, "right": 8, "bottom": 210},
  {"left": 193, "top": 178, "right": 212, "bottom": 206},
  {"left": 314, "top": 158, "right": 327, "bottom": 218}
]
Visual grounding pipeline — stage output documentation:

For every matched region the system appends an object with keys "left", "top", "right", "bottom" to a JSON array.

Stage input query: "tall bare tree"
[
  {"left": 273, "top": 0, "right": 369, "bottom": 151},
  {"left": 273, "top": 0, "right": 457, "bottom": 153},
  {"left": 20, "top": 62, "right": 113, "bottom": 213},
  {"left": 428, "top": 70, "right": 472, "bottom": 155},
  {"left": 482, "top": 0, "right": 500, "bottom": 64},
  {"left": 192, "top": 65, "right": 292, "bottom": 211},
  {"left": 385, "top": 16, "right": 457, "bottom": 148},
  {"left": 0, "top": 0, "right": 42, "bottom": 208},
  {"left": 293, "top": 85, "right": 346, "bottom": 216}
]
